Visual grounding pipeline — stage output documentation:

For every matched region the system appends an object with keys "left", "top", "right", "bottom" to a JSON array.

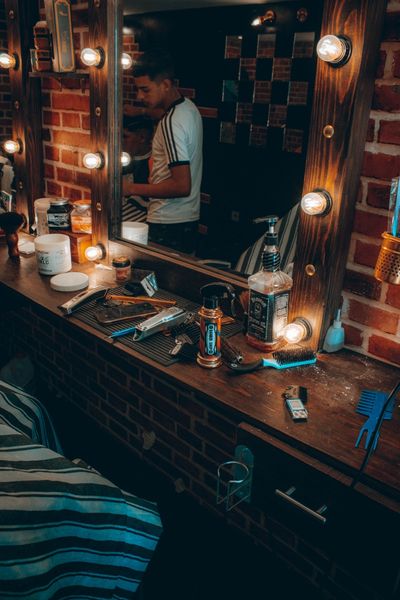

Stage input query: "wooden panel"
[
  {"left": 5, "top": 0, "right": 43, "bottom": 228},
  {"left": 290, "top": 0, "right": 387, "bottom": 349}
]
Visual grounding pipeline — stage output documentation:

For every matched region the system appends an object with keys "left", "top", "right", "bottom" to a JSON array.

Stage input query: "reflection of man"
[
  {"left": 122, "top": 115, "right": 153, "bottom": 223},
  {"left": 123, "top": 48, "right": 203, "bottom": 254}
]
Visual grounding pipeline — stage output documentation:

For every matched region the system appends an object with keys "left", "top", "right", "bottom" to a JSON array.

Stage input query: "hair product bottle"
[
  {"left": 197, "top": 282, "right": 236, "bottom": 369},
  {"left": 246, "top": 215, "right": 293, "bottom": 352}
]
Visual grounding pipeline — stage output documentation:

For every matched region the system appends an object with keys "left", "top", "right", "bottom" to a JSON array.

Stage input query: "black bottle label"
[{"left": 247, "top": 290, "right": 289, "bottom": 342}]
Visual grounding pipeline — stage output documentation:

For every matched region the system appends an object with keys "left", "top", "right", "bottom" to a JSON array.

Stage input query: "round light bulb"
[
  {"left": 251, "top": 16, "right": 262, "bottom": 26},
  {"left": 316, "top": 35, "right": 348, "bottom": 64},
  {"left": 121, "top": 152, "right": 131, "bottom": 167},
  {"left": 0, "top": 52, "right": 16, "bottom": 69},
  {"left": 121, "top": 53, "right": 133, "bottom": 70},
  {"left": 301, "top": 191, "right": 331, "bottom": 216},
  {"left": 83, "top": 152, "right": 104, "bottom": 169},
  {"left": 80, "top": 47, "right": 103, "bottom": 67},
  {"left": 283, "top": 321, "right": 308, "bottom": 344},
  {"left": 3, "top": 139, "right": 21, "bottom": 154},
  {"left": 85, "top": 245, "right": 103, "bottom": 261}
]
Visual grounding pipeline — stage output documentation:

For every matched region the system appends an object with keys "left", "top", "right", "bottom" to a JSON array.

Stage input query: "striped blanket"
[{"left": 0, "top": 381, "right": 163, "bottom": 599}]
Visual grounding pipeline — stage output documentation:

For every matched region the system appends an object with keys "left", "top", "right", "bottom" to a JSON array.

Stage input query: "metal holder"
[
  {"left": 374, "top": 232, "right": 400, "bottom": 285},
  {"left": 216, "top": 445, "right": 254, "bottom": 511}
]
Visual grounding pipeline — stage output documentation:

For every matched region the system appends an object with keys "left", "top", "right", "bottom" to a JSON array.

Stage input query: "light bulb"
[
  {"left": 121, "top": 152, "right": 131, "bottom": 167},
  {"left": 301, "top": 190, "right": 332, "bottom": 216},
  {"left": 85, "top": 244, "right": 105, "bottom": 261},
  {"left": 83, "top": 152, "right": 104, "bottom": 169},
  {"left": 121, "top": 53, "right": 133, "bottom": 70},
  {"left": 282, "top": 318, "right": 312, "bottom": 344},
  {"left": 0, "top": 52, "right": 17, "bottom": 69},
  {"left": 80, "top": 47, "right": 104, "bottom": 67},
  {"left": 2, "top": 139, "right": 21, "bottom": 154},
  {"left": 251, "top": 16, "right": 262, "bottom": 26},
  {"left": 316, "top": 35, "right": 351, "bottom": 66}
]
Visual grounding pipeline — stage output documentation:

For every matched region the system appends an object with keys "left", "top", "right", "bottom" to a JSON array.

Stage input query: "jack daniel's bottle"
[{"left": 246, "top": 216, "right": 292, "bottom": 352}]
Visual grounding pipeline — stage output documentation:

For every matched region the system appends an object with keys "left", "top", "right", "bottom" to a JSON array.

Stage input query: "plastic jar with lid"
[
  {"left": 71, "top": 200, "right": 92, "bottom": 234},
  {"left": 112, "top": 256, "right": 131, "bottom": 283},
  {"left": 47, "top": 198, "right": 71, "bottom": 230}
]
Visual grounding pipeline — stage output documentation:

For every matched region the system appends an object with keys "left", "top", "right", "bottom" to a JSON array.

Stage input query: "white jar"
[
  {"left": 34, "top": 198, "right": 50, "bottom": 236},
  {"left": 34, "top": 234, "right": 72, "bottom": 275}
]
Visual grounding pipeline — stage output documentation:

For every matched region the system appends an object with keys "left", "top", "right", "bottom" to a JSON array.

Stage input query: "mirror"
[{"left": 118, "top": 0, "right": 323, "bottom": 275}]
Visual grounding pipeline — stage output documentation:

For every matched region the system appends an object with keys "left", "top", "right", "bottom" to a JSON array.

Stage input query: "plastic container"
[
  {"left": 34, "top": 233, "right": 72, "bottom": 275},
  {"left": 34, "top": 198, "right": 50, "bottom": 236},
  {"left": 47, "top": 198, "right": 71, "bottom": 230},
  {"left": 71, "top": 200, "right": 92, "bottom": 233},
  {"left": 121, "top": 221, "right": 149, "bottom": 244},
  {"left": 323, "top": 309, "right": 345, "bottom": 353},
  {"left": 112, "top": 255, "right": 131, "bottom": 283}
]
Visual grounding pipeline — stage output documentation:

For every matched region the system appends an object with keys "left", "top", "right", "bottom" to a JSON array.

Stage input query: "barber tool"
[
  {"left": 226, "top": 347, "right": 316, "bottom": 374},
  {"left": 58, "top": 286, "right": 109, "bottom": 315},
  {"left": 95, "top": 302, "right": 157, "bottom": 324},
  {"left": 124, "top": 269, "right": 158, "bottom": 296},
  {"left": 285, "top": 398, "right": 308, "bottom": 422},
  {"left": 283, "top": 385, "right": 308, "bottom": 403},
  {"left": 220, "top": 337, "right": 243, "bottom": 365},
  {"left": 355, "top": 389, "right": 394, "bottom": 450},
  {"left": 108, "top": 325, "right": 138, "bottom": 339},
  {"left": 133, "top": 306, "right": 187, "bottom": 341},
  {"left": 197, "top": 282, "right": 236, "bottom": 369},
  {"left": 390, "top": 176, "right": 400, "bottom": 238},
  {"left": 106, "top": 294, "right": 176, "bottom": 307}
]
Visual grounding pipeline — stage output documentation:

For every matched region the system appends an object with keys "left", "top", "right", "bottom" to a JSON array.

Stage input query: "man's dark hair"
[
  {"left": 133, "top": 48, "right": 175, "bottom": 82},
  {"left": 123, "top": 114, "right": 154, "bottom": 135}
]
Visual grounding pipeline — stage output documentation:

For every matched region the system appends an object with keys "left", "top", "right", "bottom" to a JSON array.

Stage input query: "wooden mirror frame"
[{"left": 6, "top": 0, "right": 387, "bottom": 350}]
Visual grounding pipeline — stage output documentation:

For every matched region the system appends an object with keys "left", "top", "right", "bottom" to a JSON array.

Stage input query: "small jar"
[
  {"left": 112, "top": 255, "right": 131, "bottom": 283},
  {"left": 47, "top": 198, "right": 71, "bottom": 230},
  {"left": 71, "top": 200, "right": 92, "bottom": 233}
]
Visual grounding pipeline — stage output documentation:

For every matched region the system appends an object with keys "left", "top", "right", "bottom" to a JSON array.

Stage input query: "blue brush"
[
  {"left": 390, "top": 177, "right": 400, "bottom": 238},
  {"left": 355, "top": 389, "right": 395, "bottom": 451},
  {"left": 227, "top": 347, "right": 317, "bottom": 373}
]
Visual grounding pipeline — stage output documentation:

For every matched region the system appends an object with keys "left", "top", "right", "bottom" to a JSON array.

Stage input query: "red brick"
[
  {"left": 343, "top": 269, "right": 382, "bottom": 300},
  {"left": 348, "top": 298, "right": 398, "bottom": 334},
  {"left": 42, "top": 92, "right": 51, "bottom": 108},
  {"left": 198, "top": 107, "right": 218, "bottom": 118},
  {"left": 366, "top": 118, "right": 375, "bottom": 142},
  {"left": 376, "top": 50, "right": 386, "bottom": 79},
  {"left": 53, "top": 129, "right": 91, "bottom": 148},
  {"left": 81, "top": 114, "right": 90, "bottom": 130},
  {"left": 62, "top": 186, "right": 83, "bottom": 200},
  {"left": 354, "top": 240, "right": 381, "bottom": 268},
  {"left": 44, "top": 163, "right": 54, "bottom": 179},
  {"left": 62, "top": 112, "right": 80, "bottom": 128},
  {"left": 44, "top": 145, "right": 59, "bottom": 162},
  {"left": 343, "top": 323, "right": 363, "bottom": 347},
  {"left": 42, "top": 77, "right": 61, "bottom": 91},
  {"left": 382, "top": 12, "right": 400, "bottom": 42},
  {"left": 46, "top": 180, "right": 62, "bottom": 196},
  {"left": 386, "top": 284, "right": 400, "bottom": 309},
  {"left": 43, "top": 110, "right": 60, "bottom": 126},
  {"left": 42, "top": 128, "right": 51, "bottom": 142},
  {"left": 366, "top": 181, "right": 391, "bottom": 209},
  {"left": 353, "top": 209, "right": 388, "bottom": 239},
  {"left": 52, "top": 92, "right": 90, "bottom": 112},
  {"left": 56, "top": 167, "right": 74, "bottom": 184},
  {"left": 76, "top": 171, "right": 92, "bottom": 189},
  {"left": 378, "top": 120, "right": 400, "bottom": 145},
  {"left": 368, "top": 334, "right": 400, "bottom": 365},
  {"left": 61, "top": 149, "right": 79, "bottom": 166},
  {"left": 394, "top": 50, "right": 400, "bottom": 79},
  {"left": 362, "top": 151, "right": 400, "bottom": 180},
  {"left": 372, "top": 84, "right": 400, "bottom": 112}
]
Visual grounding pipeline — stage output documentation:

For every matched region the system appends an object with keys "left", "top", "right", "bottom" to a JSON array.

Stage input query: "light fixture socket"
[
  {"left": 301, "top": 189, "right": 332, "bottom": 216},
  {"left": 80, "top": 46, "right": 105, "bottom": 68},
  {"left": 121, "top": 151, "right": 131, "bottom": 167},
  {"left": 83, "top": 151, "right": 105, "bottom": 170},
  {"left": 0, "top": 52, "right": 18, "bottom": 70},
  {"left": 316, "top": 34, "right": 352, "bottom": 67},
  {"left": 2, "top": 138, "right": 22, "bottom": 154},
  {"left": 282, "top": 317, "right": 312, "bottom": 344}
]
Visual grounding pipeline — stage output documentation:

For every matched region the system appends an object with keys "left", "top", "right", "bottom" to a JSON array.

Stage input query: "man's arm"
[{"left": 123, "top": 164, "right": 191, "bottom": 199}]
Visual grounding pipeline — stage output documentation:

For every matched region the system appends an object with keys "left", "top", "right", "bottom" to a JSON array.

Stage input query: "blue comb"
[
  {"left": 227, "top": 347, "right": 316, "bottom": 374},
  {"left": 355, "top": 390, "right": 395, "bottom": 451}
]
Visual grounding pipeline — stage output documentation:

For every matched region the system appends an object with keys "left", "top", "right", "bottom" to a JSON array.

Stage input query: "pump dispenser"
[
  {"left": 246, "top": 215, "right": 293, "bottom": 352},
  {"left": 197, "top": 282, "right": 236, "bottom": 368}
]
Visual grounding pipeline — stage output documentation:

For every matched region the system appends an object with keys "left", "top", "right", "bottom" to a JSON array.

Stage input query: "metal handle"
[{"left": 275, "top": 486, "right": 327, "bottom": 524}]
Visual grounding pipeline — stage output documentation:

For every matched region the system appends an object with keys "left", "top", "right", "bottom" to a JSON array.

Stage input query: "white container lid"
[{"left": 50, "top": 272, "right": 89, "bottom": 292}]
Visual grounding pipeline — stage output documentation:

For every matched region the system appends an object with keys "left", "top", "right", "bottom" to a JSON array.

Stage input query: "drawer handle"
[{"left": 275, "top": 486, "right": 328, "bottom": 524}]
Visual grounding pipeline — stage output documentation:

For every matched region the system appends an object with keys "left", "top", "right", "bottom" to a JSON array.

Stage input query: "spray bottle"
[
  {"left": 197, "top": 282, "right": 236, "bottom": 369},
  {"left": 323, "top": 308, "right": 345, "bottom": 353}
]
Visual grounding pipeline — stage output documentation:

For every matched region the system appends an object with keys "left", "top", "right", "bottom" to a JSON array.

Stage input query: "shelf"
[{"left": 29, "top": 71, "right": 89, "bottom": 79}]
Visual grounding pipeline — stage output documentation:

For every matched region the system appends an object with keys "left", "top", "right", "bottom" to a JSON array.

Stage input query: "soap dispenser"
[
  {"left": 197, "top": 282, "right": 236, "bottom": 369},
  {"left": 323, "top": 309, "right": 345, "bottom": 353}
]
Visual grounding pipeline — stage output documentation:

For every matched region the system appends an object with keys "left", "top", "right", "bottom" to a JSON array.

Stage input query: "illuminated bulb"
[
  {"left": 121, "top": 152, "right": 131, "bottom": 167},
  {"left": 3, "top": 139, "right": 21, "bottom": 154},
  {"left": 301, "top": 190, "right": 332, "bottom": 216},
  {"left": 85, "top": 244, "right": 105, "bottom": 261},
  {"left": 251, "top": 16, "right": 262, "bottom": 26},
  {"left": 282, "top": 318, "right": 312, "bottom": 344},
  {"left": 316, "top": 35, "right": 351, "bottom": 66},
  {"left": 0, "top": 52, "right": 17, "bottom": 69},
  {"left": 121, "top": 53, "right": 133, "bottom": 70},
  {"left": 80, "top": 47, "right": 104, "bottom": 67},
  {"left": 83, "top": 152, "right": 104, "bottom": 169}
]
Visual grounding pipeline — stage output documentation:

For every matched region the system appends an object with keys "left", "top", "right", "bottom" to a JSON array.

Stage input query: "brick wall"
[
  {"left": 0, "top": 0, "right": 12, "bottom": 139},
  {"left": 0, "top": 301, "right": 391, "bottom": 600},
  {"left": 342, "top": 1, "right": 400, "bottom": 366}
]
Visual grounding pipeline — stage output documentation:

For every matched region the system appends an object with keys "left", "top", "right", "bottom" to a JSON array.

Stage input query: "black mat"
[{"left": 72, "top": 287, "right": 243, "bottom": 366}]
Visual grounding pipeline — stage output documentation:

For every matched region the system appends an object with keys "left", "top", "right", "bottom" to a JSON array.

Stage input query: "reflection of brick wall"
[
  {"left": 0, "top": 1, "right": 12, "bottom": 139},
  {"left": 342, "top": 2, "right": 400, "bottom": 366}
]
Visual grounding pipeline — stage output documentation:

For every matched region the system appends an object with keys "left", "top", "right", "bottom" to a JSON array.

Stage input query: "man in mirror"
[
  {"left": 122, "top": 114, "right": 153, "bottom": 223},
  {"left": 123, "top": 48, "right": 203, "bottom": 255}
]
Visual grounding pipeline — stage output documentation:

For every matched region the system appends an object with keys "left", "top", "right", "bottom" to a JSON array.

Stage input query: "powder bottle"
[{"left": 112, "top": 256, "right": 131, "bottom": 283}]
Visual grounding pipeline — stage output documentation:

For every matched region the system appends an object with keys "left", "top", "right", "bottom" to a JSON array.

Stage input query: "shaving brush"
[{"left": 0, "top": 211, "right": 26, "bottom": 259}]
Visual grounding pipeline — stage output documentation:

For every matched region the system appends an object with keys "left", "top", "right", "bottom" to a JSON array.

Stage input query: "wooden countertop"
[{"left": 1, "top": 238, "right": 400, "bottom": 507}]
